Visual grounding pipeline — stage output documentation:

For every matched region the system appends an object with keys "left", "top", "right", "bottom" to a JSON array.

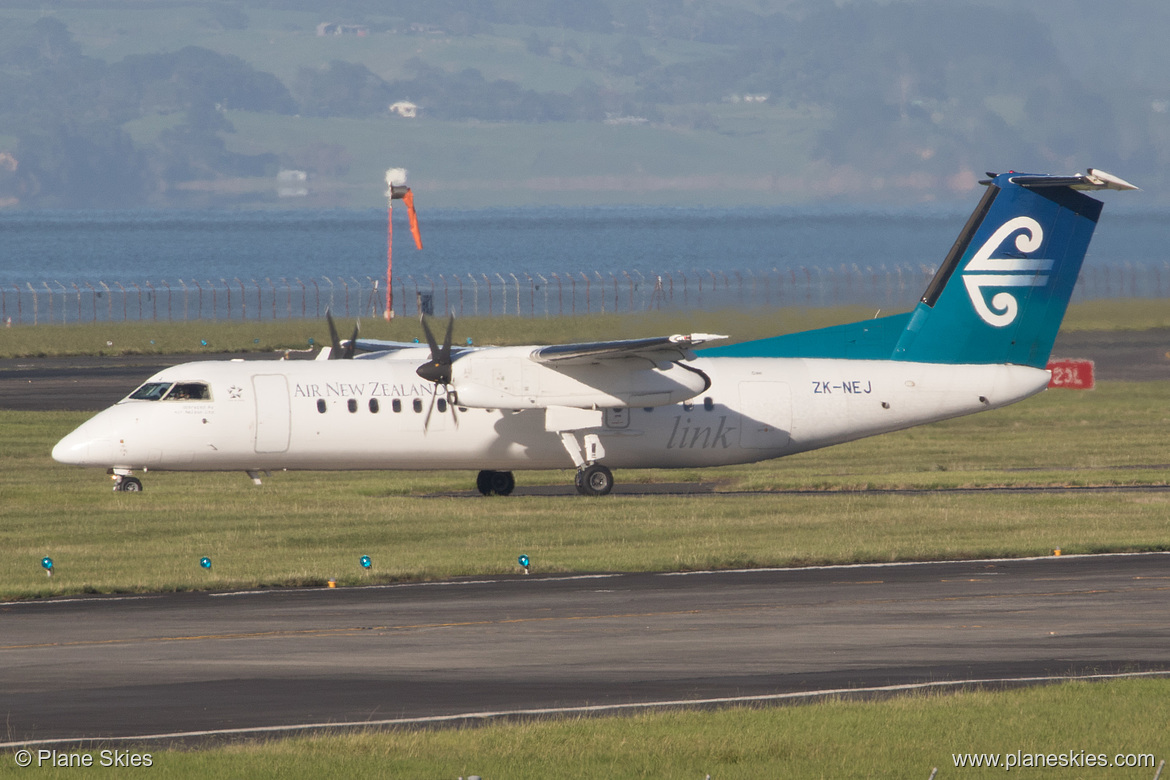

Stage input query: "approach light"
[
  {"left": 200, "top": 557, "right": 212, "bottom": 569},
  {"left": 360, "top": 555, "right": 372, "bottom": 569}
]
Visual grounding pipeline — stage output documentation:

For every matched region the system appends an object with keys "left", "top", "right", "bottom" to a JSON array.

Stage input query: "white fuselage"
[{"left": 52, "top": 353, "right": 1051, "bottom": 475}]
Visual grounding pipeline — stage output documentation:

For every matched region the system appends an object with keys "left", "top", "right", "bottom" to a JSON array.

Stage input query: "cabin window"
[
  {"left": 392, "top": 399, "right": 402, "bottom": 413},
  {"left": 347, "top": 399, "right": 358, "bottom": 413},
  {"left": 128, "top": 382, "right": 172, "bottom": 401},
  {"left": 437, "top": 398, "right": 447, "bottom": 413},
  {"left": 317, "top": 399, "right": 327, "bottom": 414},
  {"left": 682, "top": 400, "right": 694, "bottom": 411},
  {"left": 412, "top": 398, "right": 423, "bottom": 413},
  {"left": 369, "top": 399, "right": 379, "bottom": 413},
  {"left": 163, "top": 382, "right": 211, "bottom": 401},
  {"left": 643, "top": 407, "right": 653, "bottom": 413},
  {"left": 703, "top": 397, "right": 714, "bottom": 411}
]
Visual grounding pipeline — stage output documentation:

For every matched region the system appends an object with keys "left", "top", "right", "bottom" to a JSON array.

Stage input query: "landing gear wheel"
[
  {"left": 575, "top": 464, "right": 613, "bottom": 496},
  {"left": 114, "top": 476, "right": 143, "bottom": 492},
  {"left": 476, "top": 470, "right": 515, "bottom": 496}
]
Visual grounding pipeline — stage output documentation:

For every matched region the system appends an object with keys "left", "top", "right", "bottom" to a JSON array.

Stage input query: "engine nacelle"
[{"left": 450, "top": 347, "right": 709, "bottom": 409}]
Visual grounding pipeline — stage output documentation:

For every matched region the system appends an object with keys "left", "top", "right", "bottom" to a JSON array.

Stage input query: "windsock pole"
[
  {"left": 384, "top": 168, "right": 422, "bottom": 321},
  {"left": 386, "top": 197, "right": 394, "bottom": 320}
]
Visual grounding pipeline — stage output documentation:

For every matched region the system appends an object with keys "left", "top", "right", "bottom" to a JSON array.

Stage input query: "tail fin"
[
  {"left": 892, "top": 169, "right": 1136, "bottom": 367},
  {"left": 697, "top": 168, "right": 1134, "bottom": 365}
]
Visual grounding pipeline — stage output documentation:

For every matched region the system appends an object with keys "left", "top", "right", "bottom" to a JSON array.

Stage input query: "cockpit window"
[
  {"left": 128, "top": 382, "right": 173, "bottom": 401},
  {"left": 164, "top": 382, "right": 211, "bottom": 401}
]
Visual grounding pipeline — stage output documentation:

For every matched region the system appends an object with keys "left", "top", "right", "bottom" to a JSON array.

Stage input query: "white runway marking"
[{"left": 3, "top": 669, "right": 1167, "bottom": 749}]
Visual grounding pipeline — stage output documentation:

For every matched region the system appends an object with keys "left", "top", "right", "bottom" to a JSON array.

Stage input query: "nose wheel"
[
  {"left": 476, "top": 470, "right": 515, "bottom": 496},
  {"left": 113, "top": 475, "right": 143, "bottom": 492},
  {"left": 575, "top": 464, "right": 613, "bottom": 496}
]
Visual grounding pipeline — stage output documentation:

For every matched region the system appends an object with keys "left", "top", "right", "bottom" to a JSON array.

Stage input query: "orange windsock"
[{"left": 403, "top": 189, "right": 423, "bottom": 250}]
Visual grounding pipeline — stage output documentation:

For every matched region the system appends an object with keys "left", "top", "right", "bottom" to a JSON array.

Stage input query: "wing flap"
[{"left": 530, "top": 333, "right": 726, "bottom": 365}]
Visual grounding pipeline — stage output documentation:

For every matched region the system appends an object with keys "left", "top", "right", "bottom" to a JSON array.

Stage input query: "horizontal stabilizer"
[{"left": 981, "top": 168, "right": 1138, "bottom": 191}]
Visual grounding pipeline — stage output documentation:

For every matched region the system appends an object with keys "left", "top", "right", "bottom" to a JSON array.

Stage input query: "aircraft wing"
[
  {"left": 444, "top": 333, "right": 727, "bottom": 410},
  {"left": 529, "top": 333, "right": 727, "bottom": 366},
  {"left": 350, "top": 338, "right": 428, "bottom": 354}
]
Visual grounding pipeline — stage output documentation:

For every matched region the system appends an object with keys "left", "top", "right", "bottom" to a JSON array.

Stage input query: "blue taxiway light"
[
  {"left": 41, "top": 557, "right": 53, "bottom": 571},
  {"left": 518, "top": 555, "right": 530, "bottom": 568},
  {"left": 199, "top": 557, "right": 212, "bottom": 569},
  {"left": 360, "top": 555, "right": 372, "bottom": 569}
]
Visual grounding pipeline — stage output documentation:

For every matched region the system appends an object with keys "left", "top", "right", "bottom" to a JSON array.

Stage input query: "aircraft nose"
[{"left": 52, "top": 427, "right": 118, "bottom": 467}]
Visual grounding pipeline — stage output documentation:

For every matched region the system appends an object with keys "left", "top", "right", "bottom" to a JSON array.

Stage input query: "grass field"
[
  {"left": 5, "top": 678, "right": 1164, "bottom": 778},
  {"left": 4, "top": 377, "right": 1168, "bottom": 600}
]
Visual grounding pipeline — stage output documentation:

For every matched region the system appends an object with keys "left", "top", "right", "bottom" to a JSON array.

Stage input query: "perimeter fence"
[{"left": 2, "top": 261, "right": 1166, "bottom": 326}]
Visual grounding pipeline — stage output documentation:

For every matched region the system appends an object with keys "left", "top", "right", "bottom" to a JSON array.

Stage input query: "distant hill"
[{"left": 0, "top": 0, "right": 1165, "bottom": 208}]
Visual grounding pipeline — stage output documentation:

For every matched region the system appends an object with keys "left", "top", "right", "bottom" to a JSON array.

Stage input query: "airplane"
[{"left": 53, "top": 168, "right": 1136, "bottom": 495}]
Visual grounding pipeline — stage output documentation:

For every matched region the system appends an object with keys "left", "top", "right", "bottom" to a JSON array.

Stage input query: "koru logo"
[{"left": 962, "top": 216, "right": 1052, "bottom": 327}]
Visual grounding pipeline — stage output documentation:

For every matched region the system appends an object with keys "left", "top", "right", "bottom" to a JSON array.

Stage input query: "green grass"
[
  {"left": 4, "top": 380, "right": 1168, "bottom": 600},
  {"left": 1061, "top": 298, "right": 1170, "bottom": 331},
  {"left": 0, "top": 307, "right": 871, "bottom": 358},
  {"left": 0, "top": 298, "right": 1165, "bottom": 359},
  {"left": 220, "top": 108, "right": 821, "bottom": 208},
  {"left": 16, "top": 678, "right": 1164, "bottom": 778}
]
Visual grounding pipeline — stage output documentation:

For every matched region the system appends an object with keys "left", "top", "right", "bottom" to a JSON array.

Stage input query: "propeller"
[
  {"left": 325, "top": 310, "right": 359, "bottom": 360},
  {"left": 417, "top": 313, "right": 454, "bottom": 383},
  {"left": 416, "top": 314, "right": 459, "bottom": 430}
]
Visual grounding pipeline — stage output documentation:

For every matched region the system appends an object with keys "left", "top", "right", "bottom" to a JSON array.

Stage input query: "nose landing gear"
[{"left": 112, "top": 474, "right": 143, "bottom": 492}]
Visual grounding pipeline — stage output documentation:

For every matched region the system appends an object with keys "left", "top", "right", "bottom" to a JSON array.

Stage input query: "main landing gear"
[
  {"left": 476, "top": 470, "right": 515, "bottom": 496},
  {"left": 474, "top": 462, "right": 615, "bottom": 497},
  {"left": 575, "top": 463, "right": 614, "bottom": 496}
]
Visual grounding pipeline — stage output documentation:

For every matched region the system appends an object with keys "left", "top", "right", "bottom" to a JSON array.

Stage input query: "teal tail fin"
[
  {"left": 701, "top": 169, "right": 1136, "bottom": 366},
  {"left": 892, "top": 169, "right": 1135, "bottom": 367}
]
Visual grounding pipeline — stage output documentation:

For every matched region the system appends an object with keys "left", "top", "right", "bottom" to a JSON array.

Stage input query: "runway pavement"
[{"left": 2, "top": 553, "right": 1168, "bottom": 746}]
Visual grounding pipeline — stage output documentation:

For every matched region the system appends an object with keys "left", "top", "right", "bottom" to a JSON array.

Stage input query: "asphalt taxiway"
[{"left": 2, "top": 553, "right": 1168, "bottom": 746}]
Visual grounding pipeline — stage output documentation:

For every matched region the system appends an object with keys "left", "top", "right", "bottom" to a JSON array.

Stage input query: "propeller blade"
[
  {"left": 416, "top": 314, "right": 453, "bottom": 384},
  {"left": 343, "top": 321, "right": 360, "bottom": 359},
  {"left": 326, "top": 310, "right": 342, "bottom": 360},
  {"left": 447, "top": 388, "right": 459, "bottom": 429},
  {"left": 423, "top": 387, "right": 437, "bottom": 432},
  {"left": 419, "top": 314, "right": 440, "bottom": 356},
  {"left": 441, "top": 313, "right": 454, "bottom": 363}
]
